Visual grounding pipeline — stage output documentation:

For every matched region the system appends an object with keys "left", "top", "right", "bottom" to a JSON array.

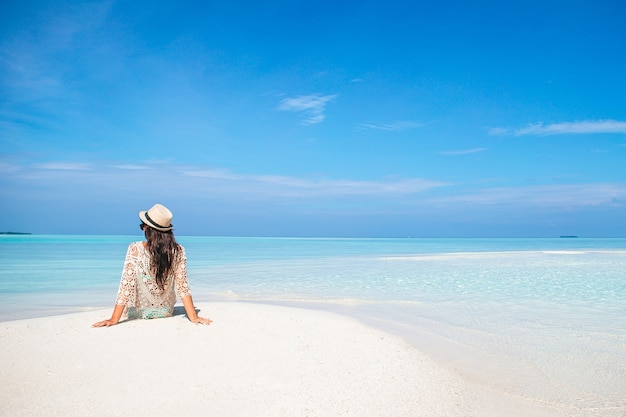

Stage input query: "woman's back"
[{"left": 92, "top": 203, "right": 211, "bottom": 327}]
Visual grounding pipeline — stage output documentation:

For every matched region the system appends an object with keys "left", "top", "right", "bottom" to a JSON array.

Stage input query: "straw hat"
[{"left": 139, "top": 204, "right": 173, "bottom": 232}]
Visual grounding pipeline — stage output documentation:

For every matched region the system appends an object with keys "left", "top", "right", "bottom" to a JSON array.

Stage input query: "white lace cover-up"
[{"left": 114, "top": 241, "right": 192, "bottom": 319}]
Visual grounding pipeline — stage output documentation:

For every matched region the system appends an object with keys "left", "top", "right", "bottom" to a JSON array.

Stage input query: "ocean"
[{"left": 1, "top": 235, "right": 625, "bottom": 415}]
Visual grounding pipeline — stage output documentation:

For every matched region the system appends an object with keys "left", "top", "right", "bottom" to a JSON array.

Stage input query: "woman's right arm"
[
  {"left": 181, "top": 295, "right": 212, "bottom": 325},
  {"left": 174, "top": 247, "right": 211, "bottom": 325}
]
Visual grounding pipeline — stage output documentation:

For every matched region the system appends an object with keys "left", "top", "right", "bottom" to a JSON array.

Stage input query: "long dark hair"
[{"left": 142, "top": 224, "right": 181, "bottom": 290}]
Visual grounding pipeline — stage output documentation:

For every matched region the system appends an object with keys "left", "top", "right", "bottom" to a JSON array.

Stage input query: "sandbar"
[{"left": 1, "top": 302, "right": 568, "bottom": 416}]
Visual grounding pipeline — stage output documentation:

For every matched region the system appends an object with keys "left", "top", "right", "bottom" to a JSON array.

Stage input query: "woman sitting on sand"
[{"left": 93, "top": 204, "right": 212, "bottom": 327}]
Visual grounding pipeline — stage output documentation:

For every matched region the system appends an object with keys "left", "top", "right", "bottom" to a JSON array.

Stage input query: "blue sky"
[{"left": 1, "top": 0, "right": 625, "bottom": 237}]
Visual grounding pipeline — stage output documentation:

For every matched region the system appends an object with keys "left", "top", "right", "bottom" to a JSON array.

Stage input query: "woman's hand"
[
  {"left": 92, "top": 304, "right": 125, "bottom": 328},
  {"left": 181, "top": 295, "right": 212, "bottom": 325},
  {"left": 92, "top": 318, "right": 119, "bottom": 327},
  {"left": 190, "top": 316, "right": 212, "bottom": 325}
]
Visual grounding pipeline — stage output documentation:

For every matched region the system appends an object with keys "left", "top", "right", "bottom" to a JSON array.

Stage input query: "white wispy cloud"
[
  {"left": 6, "top": 162, "right": 447, "bottom": 201},
  {"left": 182, "top": 167, "right": 448, "bottom": 198},
  {"left": 111, "top": 164, "right": 153, "bottom": 170},
  {"left": 17, "top": 161, "right": 625, "bottom": 209},
  {"left": 4, "top": 160, "right": 625, "bottom": 237},
  {"left": 440, "top": 148, "right": 487, "bottom": 155},
  {"left": 33, "top": 162, "right": 91, "bottom": 170},
  {"left": 180, "top": 168, "right": 240, "bottom": 180},
  {"left": 277, "top": 94, "right": 338, "bottom": 125},
  {"left": 430, "top": 183, "right": 626, "bottom": 208},
  {"left": 0, "top": 162, "right": 20, "bottom": 173},
  {"left": 491, "top": 120, "right": 626, "bottom": 136},
  {"left": 487, "top": 127, "right": 509, "bottom": 136},
  {"left": 359, "top": 121, "right": 424, "bottom": 132}
]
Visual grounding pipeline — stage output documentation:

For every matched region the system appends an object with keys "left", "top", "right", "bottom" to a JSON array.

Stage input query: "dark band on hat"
[{"left": 144, "top": 212, "right": 169, "bottom": 229}]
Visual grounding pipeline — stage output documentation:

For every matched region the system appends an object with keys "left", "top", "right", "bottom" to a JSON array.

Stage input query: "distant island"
[
  {"left": 559, "top": 235, "right": 578, "bottom": 238},
  {"left": 0, "top": 232, "right": 32, "bottom": 235}
]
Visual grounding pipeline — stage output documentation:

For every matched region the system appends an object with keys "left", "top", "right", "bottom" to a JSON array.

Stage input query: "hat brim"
[{"left": 139, "top": 210, "right": 173, "bottom": 232}]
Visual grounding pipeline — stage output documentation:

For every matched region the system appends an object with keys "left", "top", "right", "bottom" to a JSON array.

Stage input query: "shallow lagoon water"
[{"left": 1, "top": 235, "right": 625, "bottom": 415}]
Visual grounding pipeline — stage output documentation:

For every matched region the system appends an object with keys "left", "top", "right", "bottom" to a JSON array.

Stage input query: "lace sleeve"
[
  {"left": 114, "top": 242, "right": 140, "bottom": 306},
  {"left": 174, "top": 246, "right": 192, "bottom": 299}
]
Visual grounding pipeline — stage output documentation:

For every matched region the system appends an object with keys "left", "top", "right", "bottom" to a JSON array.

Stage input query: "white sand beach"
[{"left": 1, "top": 302, "right": 572, "bottom": 417}]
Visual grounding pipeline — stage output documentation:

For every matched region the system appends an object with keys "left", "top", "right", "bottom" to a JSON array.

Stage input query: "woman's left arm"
[
  {"left": 92, "top": 243, "right": 138, "bottom": 328},
  {"left": 92, "top": 304, "right": 125, "bottom": 327}
]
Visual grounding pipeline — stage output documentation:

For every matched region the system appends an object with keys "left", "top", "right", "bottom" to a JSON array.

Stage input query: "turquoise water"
[
  {"left": 1, "top": 235, "right": 625, "bottom": 415},
  {"left": 2, "top": 235, "right": 624, "bottom": 313}
]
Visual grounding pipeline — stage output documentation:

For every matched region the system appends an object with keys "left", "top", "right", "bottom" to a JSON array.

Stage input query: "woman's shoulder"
[
  {"left": 126, "top": 241, "right": 146, "bottom": 256},
  {"left": 176, "top": 243, "right": 187, "bottom": 259}
]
